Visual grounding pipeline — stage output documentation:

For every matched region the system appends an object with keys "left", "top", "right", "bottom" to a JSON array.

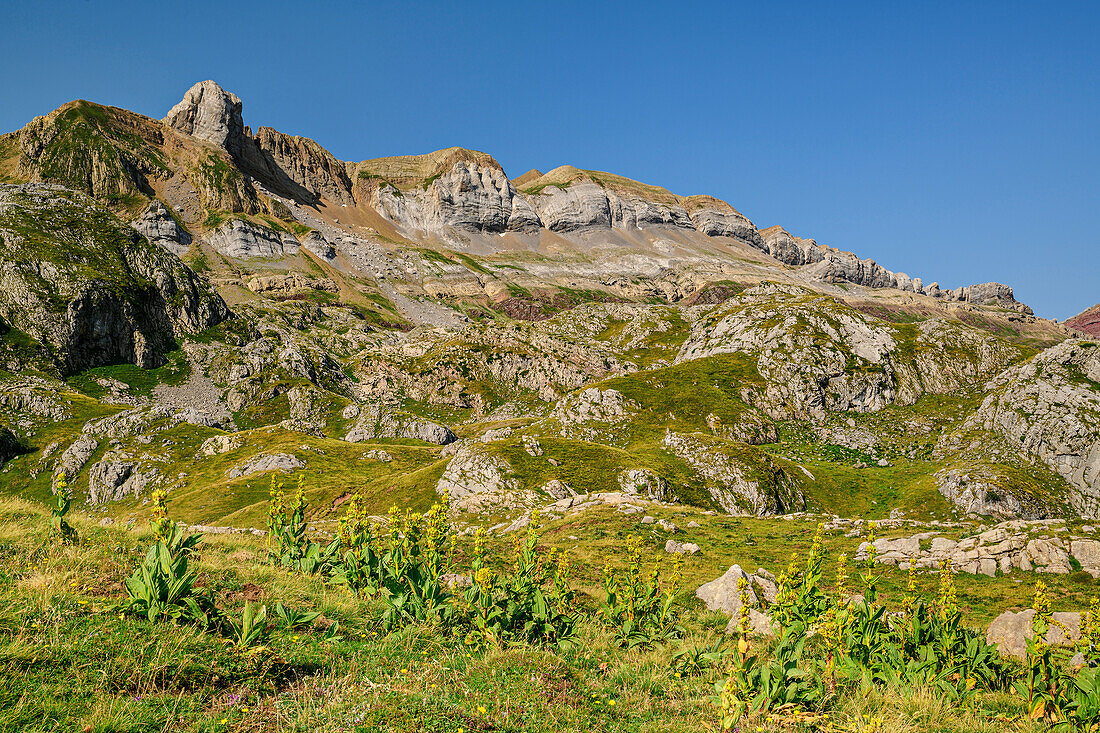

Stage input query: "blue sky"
[{"left": 1, "top": 0, "right": 1096, "bottom": 319}]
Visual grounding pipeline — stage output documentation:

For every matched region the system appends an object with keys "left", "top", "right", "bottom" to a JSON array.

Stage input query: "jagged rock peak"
[{"left": 164, "top": 80, "right": 245, "bottom": 155}]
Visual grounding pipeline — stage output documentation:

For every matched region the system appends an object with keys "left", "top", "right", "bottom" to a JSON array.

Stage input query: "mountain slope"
[
  {"left": 0, "top": 80, "right": 1094, "bottom": 528},
  {"left": 1066, "top": 303, "right": 1100, "bottom": 337}
]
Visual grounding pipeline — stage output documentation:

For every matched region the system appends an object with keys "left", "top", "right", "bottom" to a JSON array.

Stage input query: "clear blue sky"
[{"left": 2, "top": 0, "right": 1097, "bottom": 319}]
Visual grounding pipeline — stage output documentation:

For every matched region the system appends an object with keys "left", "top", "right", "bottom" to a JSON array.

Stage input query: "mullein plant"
[
  {"left": 771, "top": 523, "right": 832, "bottom": 632},
  {"left": 1060, "top": 596, "right": 1100, "bottom": 732},
  {"left": 331, "top": 492, "right": 382, "bottom": 594},
  {"left": 714, "top": 577, "right": 755, "bottom": 731}
]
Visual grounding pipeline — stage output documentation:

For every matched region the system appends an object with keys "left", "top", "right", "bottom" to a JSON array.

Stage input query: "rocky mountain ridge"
[{"left": 0, "top": 80, "right": 1094, "bottom": 533}]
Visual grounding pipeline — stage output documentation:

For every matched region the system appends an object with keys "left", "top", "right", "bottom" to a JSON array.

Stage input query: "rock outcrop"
[
  {"left": 435, "top": 443, "right": 538, "bottom": 512},
  {"left": 207, "top": 218, "right": 299, "bottom": 259},
  {"left": 131, "top": 200, "right": 192, "bottom": 256},
  {"left": 0, "top": 184, "right": 230, "bottom": 373},
  {"left": 360, "top": 149, "right": 540, "bottom": 233},
  {"left": 226, "top": 453, "right": 304, "bottom": 479},
  {"left": 344, "top": 404, "right": 455, "bottom": 445},
  {"left": 854, "top": 521, "right": 1100, "bottom": 578},
  {"left": 164, "top": 80, "right": 246, "bottom": 156},
  {"left": 675, "top": 284, "right": 1023, "bottom": 420},
  {"left": 662, "top": 431, "right": 805, "bottom": 515},
  {"left": 934, "top": 466, "right": 1046, "bottom": 520},
  {"left": 966, "top": 340, "right": 1100, "bottom": 514}
]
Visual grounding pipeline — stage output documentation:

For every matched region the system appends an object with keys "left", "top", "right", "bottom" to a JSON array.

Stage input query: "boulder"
[
  {"left": 665, "top": 539, "right": 700, "bottom": 555},
  {"left": 696, "top": 564, "right": 758, "bottom": 615},
  {"left": 986, "top": 609, "right": 1081, "bottom": 660},
  {"left": 1071, "top": 539, "right": 1100, "bottom": 578},
  {"left": 724, "top": 608, "right": 774, "bottom": 637}
]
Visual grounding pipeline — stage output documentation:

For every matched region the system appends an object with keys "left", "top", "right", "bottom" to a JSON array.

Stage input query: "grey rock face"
[
  {"left": 987, "top": 609, "right": 1080, "bottom": 659},
  {"left": 301, "top": 231, "right": 336, "bottom": 260},
  {"left": 938, "top": 282, "right": 1031, "bottom": 314},
  {"left": 247, "top": 127, "right": 355, "bottom": 206},
  {"left": 54, "top": 435, "right": 98, "bottom": 483},
  {"left": 164, "top": 80, "right": 245, "bottom": 156},
  {"left": 206, "top": 219, "right": 299, "bottom": 259},
  {"left": 529, "top": 182, "right": 692, "bottom": 233},
  {"left": 0, "top": 185, "right": 230, "bottom": 373},
  {"left": 344, "top": 404, "right": 455, "bottom": 445},
  {"left": 759, "top": 227, "right": 825, "bottom": 266},
  {"left": 687, "top": 199, "right": 762, "bottom": 245},
  {"left": 550, "top": 387, "right": 636, "bottom": 440},
  {"left": 370, "top": 161, "right": 541, "bottom": 233},
  {"left": 226, "top": 453, "right": 304, "bottom": 479},
  {"left": 967, "top": 340, "right": 1100, "bottom": 514},
  {"left": 131, "top": 200, "right": 192, "bottom": 256}
]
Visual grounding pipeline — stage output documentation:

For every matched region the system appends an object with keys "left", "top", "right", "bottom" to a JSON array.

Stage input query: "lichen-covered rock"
[
  {"left": 201, "top": 434, "right": 243, "bottom": 456},
  {"left": 87, "top": 458, "right": 158, "bottom": 504},
  {"left": 549, "top": 387, "right": 636, "bottom": 440},
  {"left": 934, "top": 466, "right": 1044, "bottom": 519},
  {"left": 662, "top": 431, "right": 805, "bottom": 515},
  {"left": 617, "top": 468, "right": 672, "bottom": 501},
  {"left": 966, "top": 340, "right": 1100, "bottom": 514},
  {"left": 54, "top": 435, "right": 98, "bottom": 482}
]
